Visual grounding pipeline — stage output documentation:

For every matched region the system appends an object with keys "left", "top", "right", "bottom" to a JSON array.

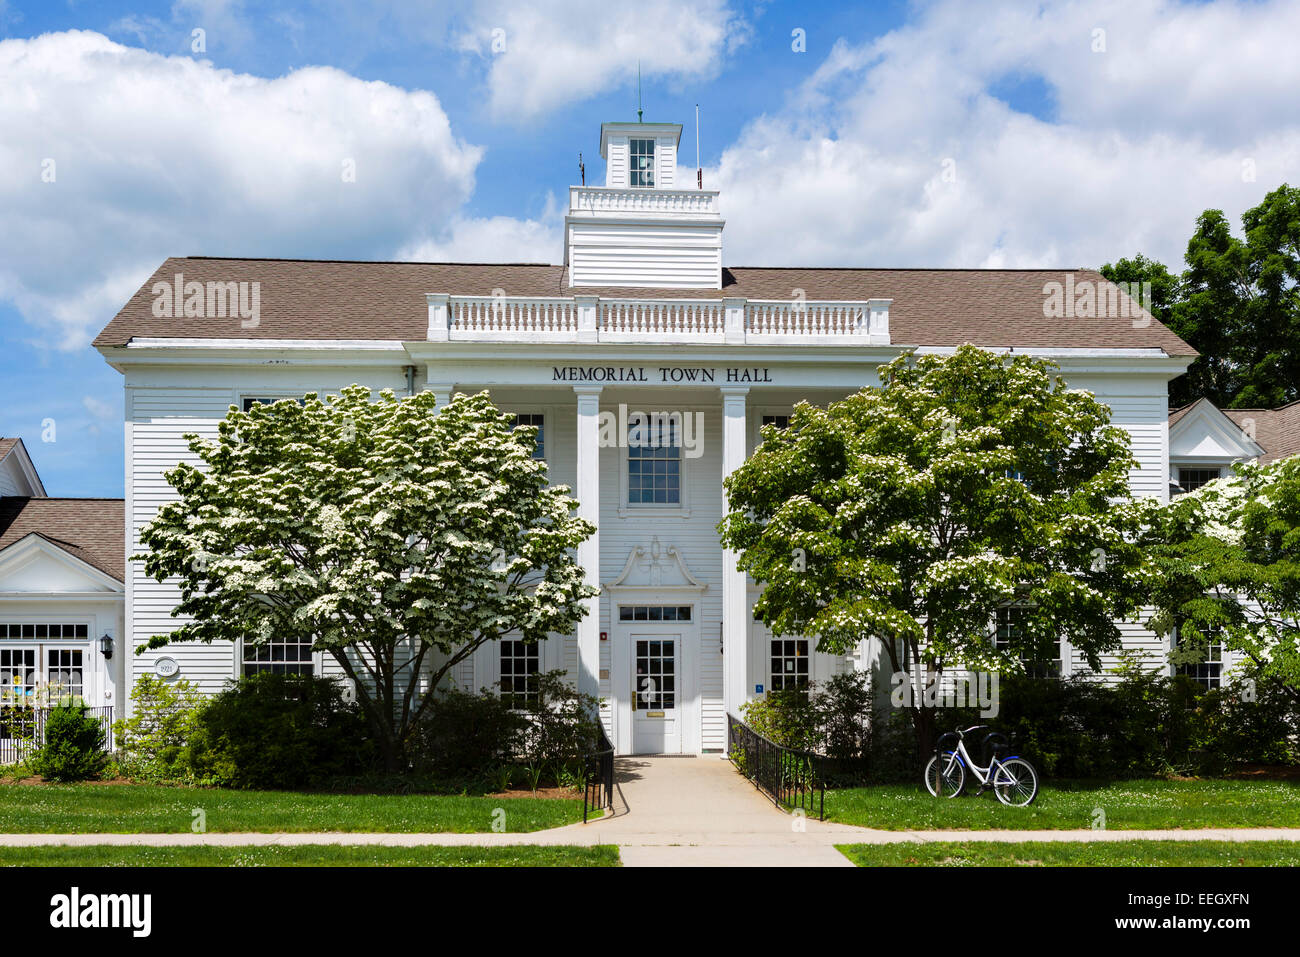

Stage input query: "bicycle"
[{"left": 923, "top": 725, "right": 1039, "bottom": 806}]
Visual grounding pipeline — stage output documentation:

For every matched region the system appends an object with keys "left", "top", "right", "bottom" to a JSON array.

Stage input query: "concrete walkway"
[{"left": 3, "top": 756, "right": 1300, "bottom": 866}]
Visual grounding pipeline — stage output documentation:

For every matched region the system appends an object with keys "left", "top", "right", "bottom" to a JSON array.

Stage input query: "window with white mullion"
[
  {"left": 243, "top": 635, "right": 315, "bottom": 676},
  {"left": 993, "top": 607, "right": 1060, "bottom": 678},
  {"left": 629, "top": 138, "right": 655, "bottom": 187},
  {"left": 499, "top": 638, "right": 541, "bottom": 709},
  {"left": 510, "top": 413, "right": 546, "bottom": 460},
  {"left": 1172, "top": 625, "right": 1223, "bottom": 690}
]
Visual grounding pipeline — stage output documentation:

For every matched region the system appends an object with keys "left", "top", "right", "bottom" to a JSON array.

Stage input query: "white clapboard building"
[{"left": 96, "top": 118, "right": 1206, "bottom": 754}]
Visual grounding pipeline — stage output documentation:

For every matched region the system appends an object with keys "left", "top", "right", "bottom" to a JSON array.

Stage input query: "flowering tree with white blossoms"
[
  {"left": 719, "top": 346, "right": 1151, "bottom": 753},
  {"left": 1149, "top": 457, "right": 1300, "bottom": 704},
  {"left": 138, "top": 387, "right": 597, "bottom": 771}
]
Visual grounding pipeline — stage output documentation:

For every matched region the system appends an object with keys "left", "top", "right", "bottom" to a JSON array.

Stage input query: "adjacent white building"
[
  {"left": 96, "top": 118, "right": 1206, "bottom": 754},
  {"left": 0, "top": 438, "right": 125, "bottom": 731}
]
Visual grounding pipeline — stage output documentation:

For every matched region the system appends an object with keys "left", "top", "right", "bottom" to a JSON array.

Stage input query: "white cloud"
[
  {"left": 398, "top": 196, "right": 564, "bottom": 263},
  {"left": 82, "top": 394, "right": 115, "bottom": 420},
  {"left": 0, "top": 30, "right": 483, "bottom": 349},
  {"left": 454, "top": 0, "right": 747, "bottom": 121},
  {"left": 712, "top": 0, "right": 1300, "bottom": 270}
]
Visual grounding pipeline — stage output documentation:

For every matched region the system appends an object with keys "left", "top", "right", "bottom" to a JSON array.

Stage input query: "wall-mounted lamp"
[{"left": 99, "top": 634, "right": 114, "bottom": 660}]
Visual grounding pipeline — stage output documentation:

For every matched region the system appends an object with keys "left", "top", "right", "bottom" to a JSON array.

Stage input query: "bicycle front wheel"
[
  {"left": 992, "top": 757, "right": 1038, "bottom": 806},
  {"left": 924, "top": 752, "right": 966, "bottom": 798}
]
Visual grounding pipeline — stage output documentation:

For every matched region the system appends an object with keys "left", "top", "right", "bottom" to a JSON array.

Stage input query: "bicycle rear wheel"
[
  {"left": 992, "top": 757, "right": 1038, "bottom": 806},
  {"left": 924, "top": 752, "right": 966, "bottom": 798}
]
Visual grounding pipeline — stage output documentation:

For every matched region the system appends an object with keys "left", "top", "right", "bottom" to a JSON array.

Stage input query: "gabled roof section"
[
  {"left": 0, "top": 438, "right": 47, "bottom": 497},
  {"left": 1223, "top": 401, "right": 1300, "bottom": 464},
  {"left": 93, "top": 257, "right": 1197, "bottom": 357},
  {"left": 0, "top": 498, "right": 125, "bottom": 582},
  {"left": 1168, "top": 398, "right": 1266, "bottom": 465}
]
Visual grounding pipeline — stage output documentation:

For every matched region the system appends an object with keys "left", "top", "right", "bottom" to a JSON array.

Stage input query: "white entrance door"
[{"left": 631, "top": 633, "right": 681, "bottom": 754}]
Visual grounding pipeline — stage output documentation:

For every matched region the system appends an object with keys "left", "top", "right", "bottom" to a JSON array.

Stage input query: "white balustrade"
[
  {"left": 439, "top": 295, "right": 890, "bottom": 344},
  {"left": 448, "top": 297, "right": 578, "bottom": 338},
  {"left": 569, "top": 186, "right": 720, "bottom": 216},
  {"left": 745, "top": 301, "right": 867, "bottom": 337},
  {"left": 600, "top": 299, "right": 725, "bottom": 339}
]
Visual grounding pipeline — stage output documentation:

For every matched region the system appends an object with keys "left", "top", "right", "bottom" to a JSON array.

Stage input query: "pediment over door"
[{"left": 606, "top": 536, "right": 707, "bottom": 593}]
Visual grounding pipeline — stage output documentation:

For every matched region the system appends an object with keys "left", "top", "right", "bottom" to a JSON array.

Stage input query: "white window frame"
[
  {"left": 628, "top": 137, "right": 656, "bottom": 188},
  {"left": 617, "top": 411, "right": 692, "bottom": 518},
  {"left": 993, "top": 606, "right": 1064, "bottom": 679},
  {"left": 1170, "top": 625, "right": 1224, "bottom": 690},
  {"left": 751, "top": 407, "right": 792, "bottom": 454},
  {"left": 0, "top": 619, "right": 96, "bottom": 706},
  {"left": 509, "top": 412, "right": 547, "bottom": 462},
  {"left": 238, "top": 393, "right": 312, "bottom": 413},
  {"left": 237, "top": 635, "right": 321, "bottom": 678},
  {"left": 1175, "top": 465, "right": 1223, "bottom": 494},
  {"left": 498, "top": 637, "right": 542, "bottom": 709}
]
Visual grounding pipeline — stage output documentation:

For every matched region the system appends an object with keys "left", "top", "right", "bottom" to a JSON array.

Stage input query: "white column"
[
  {"left": 721, "top": 386, "right": 750, "bottom": 718},
  {"left": 574, "top": 386, "right": 603, "bottom": 701},
  {"left": 427, "top": 383, "right": 454, "bottom": 409}
]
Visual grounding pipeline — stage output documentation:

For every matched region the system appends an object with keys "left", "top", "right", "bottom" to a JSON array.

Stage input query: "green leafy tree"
[
  {"left": 138, "top": 387, "right": 597, "bottom": 771},
  {"left": 1148, "top": 458, "right": 1300, "bottom": 705},
  {"left": 1109, "top": 184, "right": 1300, "bottom": 409},
  {"left": 718, "top": 347, "right": 1151, "bottom": 753}
]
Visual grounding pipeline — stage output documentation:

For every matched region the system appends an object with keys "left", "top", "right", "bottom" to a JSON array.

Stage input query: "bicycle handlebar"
[{"left": 957, "top": 725, "right": 989, "bottom": 736}]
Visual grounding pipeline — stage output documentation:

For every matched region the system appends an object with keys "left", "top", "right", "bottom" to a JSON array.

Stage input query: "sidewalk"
[{"left": 3, "top": 757, "right": 1299, "bottom": 866}]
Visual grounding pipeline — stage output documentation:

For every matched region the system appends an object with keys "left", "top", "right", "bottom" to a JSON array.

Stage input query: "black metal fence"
[
  {"left": 582, "top": 722, "right": 615, "bottom": 823},
  {"left": 727, "top": 712, "right": 826, "bottom": 820},
  {"left": 0, "top": 705, "right": 114, "bottom": 766}
]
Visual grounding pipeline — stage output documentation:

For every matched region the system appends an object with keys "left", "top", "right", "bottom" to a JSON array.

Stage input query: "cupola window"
[{"left": 629, "top": 138, "right": 655, "bottom": 187}]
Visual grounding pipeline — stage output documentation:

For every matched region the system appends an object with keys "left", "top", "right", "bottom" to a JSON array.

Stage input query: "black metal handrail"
[
  {"left": 0, "top": 705, "right": 114, "bottom": 766},
  {"left": 582, "top": 721, "right": 615, "bottom": 823},
  {"left": 727, "top": 712, "right": 825, "bottom": 820}
]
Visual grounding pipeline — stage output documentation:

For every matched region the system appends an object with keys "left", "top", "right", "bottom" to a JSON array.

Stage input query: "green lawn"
[
  {"left": 824, "top": 778, "right": 1300, "bottom": 830},
  {"left": 0, "top": 844, "right": 618, "bottom": 867},
  {"left": 0, "top": 784, "right": 584, "bottom": 833},
  {"left": 837, "top": 840, "right": 1300, "bottom": 867}
]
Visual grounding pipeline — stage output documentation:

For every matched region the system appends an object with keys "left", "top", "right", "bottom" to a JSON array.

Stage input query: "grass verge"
[
  {"left": 836, "top": 839, "right": 1300, "bottom": 867},
  {"left": 0, "top": 844, "right": 618, "bottom": 867},
  {"left": 823, "top": 779, "right": 1300, "bottom": 830},
  {"left": 0, "top": 784, "right": 583, "bottom": 833}
]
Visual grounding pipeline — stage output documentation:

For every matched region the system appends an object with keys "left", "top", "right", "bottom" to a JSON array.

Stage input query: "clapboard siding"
[
  {"left": 569, "top": 222, "right": 722, "bottom": 289},
  {"left": 127, "top": 386, "right": 237, "bottom": 697}
]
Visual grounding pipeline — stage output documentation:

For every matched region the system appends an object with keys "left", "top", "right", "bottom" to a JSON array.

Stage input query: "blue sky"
[{"left": 1, "top": 0, "right": 1296, "bottom": 497}]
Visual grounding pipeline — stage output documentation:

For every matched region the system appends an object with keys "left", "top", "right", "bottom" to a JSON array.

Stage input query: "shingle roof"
[
  {"left": 93, "top": 257, "right": 1196, "bottom": 356},
  {"left": 1223, "top": 402, "right": 1300, "bottom": 464},
  {"left": 0, "top": 498, "right": 125, "bottom": 583},
  {"left": 0, "top": 438, "right": 16, "bottom": 462}
]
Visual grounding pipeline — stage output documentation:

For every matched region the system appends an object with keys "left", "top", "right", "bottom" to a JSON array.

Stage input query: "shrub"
[
  {"left": 27, "top": 703, "right": 108, "bottom": 782},
  {"left": 409, "top": 687, "right": 527, "bottom": 779},
  {"left": 185, "top": 673, "right": 374, "bottom": 789},
  {"left": 739, "top": 688, "right": 820, "bottom": 750},
  {"left": 817, "top": 673, "right": 873, "bottom": 762},
  {"left": 518, "top": 671, "right": 602, "bottom": 789},
  {"left": 113, "top": 674, "right": 206, "bottom": 782}
]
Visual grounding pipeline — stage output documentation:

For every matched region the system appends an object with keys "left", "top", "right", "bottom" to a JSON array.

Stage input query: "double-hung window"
[
  {"left": 511, "top": 413, "right": 546, "bottom": 460},
  {"left": 1177, "top": 468, "right": 1221, "bottom": 493},
  {"left": 994, "top": 607, "right": 1060, "bottom": 678},
  {"left": 499, "top": 639, "right": 540, "bottom": 709},
  {"left": 1172, "top": 626, "right": 1223, "bottom": 690},
  {"left": 770, "top": 637, "right": 810, "bottom": 691},
  {"left": 629, "top": 138, "right": 655, "bottom": 187},
  {"left": 243, "top": 636, "right": 314, "bottom": 676},
  {"left": 627, "top": 413, "right": 681, "bottom": 505}
]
